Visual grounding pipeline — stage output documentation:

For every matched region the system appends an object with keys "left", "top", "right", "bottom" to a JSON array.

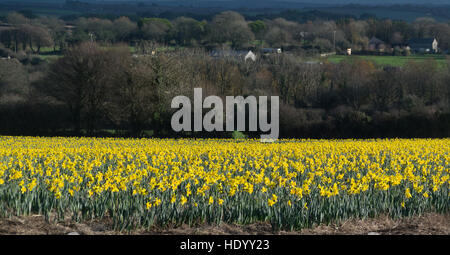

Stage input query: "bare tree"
[
  {"left": 6, "top": 12, "right": 28, "bottom": 26},
  {"left": 40, "top": 42, "right": 125, "bottom": 134},
  {"left": 140, "top": 18, "right": 172, "bottom": 43},
  {"left": 113, "top": 17, "right": 137, "bottom": 42},
  {"left": 0, "top": 58, "right": 29, "bottom": 104},
  {"left": 19, "top": 24, "right": 53, "bottom": 53},
  {"left": 108, "top": 56, "right": 155, "bottom": 136},
  {"left": 368, "top": 69, "right": 401, "bottom": 111},
  {"left": 207, "top": 11, "right": 254, "bottom": 49},
  {"left": 172, "top": 17, "right": 205, "bottom": 46}
]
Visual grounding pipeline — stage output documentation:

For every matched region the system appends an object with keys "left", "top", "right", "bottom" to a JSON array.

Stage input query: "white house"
[
  {"left": 244, "top": 50, "right": 257, "bottom": 62},
  {"left": 408, "top": 38, "right": 439, "bottom": 53},
  {"left": 211, "top": 50, "right": 257, "bottom": 62}
]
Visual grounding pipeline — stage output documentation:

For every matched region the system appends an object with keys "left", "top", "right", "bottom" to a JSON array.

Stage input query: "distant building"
[
  {"left": 320, "top": 52, "right": 336, "bottom": 57},
  {"left": 64, "top": 25, "right": 76, "bottom": 36},
  {"left": 391, "top": 43, "right": 410, "bottom": 50},
  {"left": 261, "top": 48, "right": 282, "bottom": 54},
  {"left": 407, "top": 38, "right": 438, "bottom": 53},
  {"left": 0, "top": 54, "right": 12, "bottom": 60},
  {"left": 304, "top": 61, "right": 322, "bottom": 65},
  {"left": 0, "top": 23, "right": 14, "bottom": 33},
  {"left": 244, "top": 51, "right": 257, "bottom": 62},
  {"left": 211, "top": 50, "right": 257, "bottom": 62},
  {"left": 299, "top": 31, "right": 309, "bottom": 38},
  {"left": 369, "top": 36, "right": 387, "bottom": 52}
]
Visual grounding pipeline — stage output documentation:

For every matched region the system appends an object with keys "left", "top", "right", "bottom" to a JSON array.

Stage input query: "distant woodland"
[{"left": 0, "top": 10, "right": 449, "bottom": 138}]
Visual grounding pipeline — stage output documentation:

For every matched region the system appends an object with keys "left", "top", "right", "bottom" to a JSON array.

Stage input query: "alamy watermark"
[{"left": 171, "top": 88, "right": 279, "bottom": 142}]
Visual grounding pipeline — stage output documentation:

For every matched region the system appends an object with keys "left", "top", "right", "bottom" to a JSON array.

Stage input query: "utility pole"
[
  {"left": 333, "top": 30, "right": 336, "bottom": 53},
  {"left": 89, "top": 32, "right": 94, "bottom": 42}
]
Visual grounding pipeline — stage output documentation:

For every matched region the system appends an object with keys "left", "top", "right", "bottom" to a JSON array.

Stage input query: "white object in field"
[{"left": 245, "top": 50, "right": 257, "bottom": 62}]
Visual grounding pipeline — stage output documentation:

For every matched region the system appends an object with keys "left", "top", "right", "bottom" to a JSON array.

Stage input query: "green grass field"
[
  {"left": 36, "top": 47, "right": 62, "bottom": 62},
  {"left": 326, "top": 54, "right": 448, "bottom": 67},
  {"left": 36, "top": 46, "right": 450, "bottom": 67},
  {"left": 38, "top": 45, "right": 184, "bottom": 62}
]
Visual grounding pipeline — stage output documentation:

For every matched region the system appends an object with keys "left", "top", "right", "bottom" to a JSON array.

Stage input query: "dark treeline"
[
  {"left": 1, "top": 41, "right": 449, "bottom": 139},
  {"left": 1, "top": 10, "right": 450, "bottom": 54}
]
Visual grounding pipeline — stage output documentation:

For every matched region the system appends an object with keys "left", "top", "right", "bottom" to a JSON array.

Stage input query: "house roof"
[
  {"left": 369, "top": 36, "right": 385, "bottom": 45},
  {"left": 408, "top": 38, "right": 436, "bottom": 45},
  {"left": 211, "top": 50, "right": 253, "bottom": 58},
  {"left": 261, "top": 48, "right": 281, "bottom": 52}
]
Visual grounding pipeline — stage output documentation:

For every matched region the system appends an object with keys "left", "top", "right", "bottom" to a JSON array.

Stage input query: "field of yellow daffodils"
[{"left": 0, "top": 137, "right": 448, "bottom": 230}]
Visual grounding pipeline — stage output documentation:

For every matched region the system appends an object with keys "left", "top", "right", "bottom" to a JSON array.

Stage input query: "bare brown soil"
[{"left": 0, "top": 213, "right": 449, "bottom": 235}]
